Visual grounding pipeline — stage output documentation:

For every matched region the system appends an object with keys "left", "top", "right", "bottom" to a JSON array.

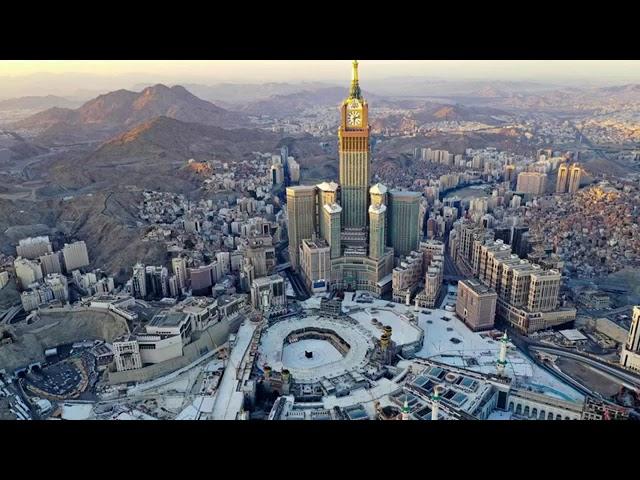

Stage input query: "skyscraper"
[
  {"left": 556, "top": 163, "right": 569, "bottom": 193},
  {"left": 621, "top": 306, "right": 640, "bottom": 372},
  {"left": 388, "top": 190, "right": 421, "bottom": 257},
  {"left": 568, "top": 163, "right": 582, "bottom": 193},
  {"left": 286, "top": 185, "right": 317, "bottom": 270},
  {"left": 338, "top": 60, "right": 370, "bottom": 230},
  {"left": 62, "top": 241, "right": 90, "bottom": 272},
  {"left": 516, "top": 172, "right": 547, "bottom": 195}
]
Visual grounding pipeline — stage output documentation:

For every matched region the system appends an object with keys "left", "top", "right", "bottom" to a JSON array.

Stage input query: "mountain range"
[{"left": 13, "top": 84, "right": 246, "bottom": 144}]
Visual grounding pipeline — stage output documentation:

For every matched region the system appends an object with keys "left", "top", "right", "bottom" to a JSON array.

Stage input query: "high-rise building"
[
  {"left": 14, "top": 257, "right": 43, "bottom": 290},
  {"left": 288, "top": 158, "right": 301, "bottom": 183},
  {"left": 621, "top": 306, "right": 640, "bottom": 372},
  {"left": 368, "top": 204, "right": 386, "bottom": 260},
  {"left": 388, "top": 190, "right": 422, "bottom": 258},
  {"left": 39, "top": 251, "right": 62, "bottom": 276},
  {"left": 171, "top": 256, "right": 188, "bottom": 291},
  {"left": 516, "top": 172, "right": 547, "bottom": 195},
  {"left": 568, "top": 163, "right": 582, "bottom": 193},
  {"left": 286, "top": 185, "right": 317, "bottom": 270},
  {"left": 300, "top": 237, "right": 331, "bottom": 292},
  {"left": 316, "top": 182, "right": 339, "bottom": 239},
  {"left": 456, "top": 279, "right": 498, "bottom": 331},
  {"left": 0, "top": 271, "right": 8, "bottom": 290},
  {"left": 132, "top": 263, "right": 147, "bottom": 299},
  {"left": 16, "top": 236, "right": 52, "bottom": 260},
  {"left": 338, "top": 60, "right": 370, "bottom": 230},
  {"left": 62, "top": 241, "right": 90, "bottom": 272},
  {"left": 322, "top": 204, "right": 342, "bottom": 259},
  {"left": 244, "top": 235, "right": 276, "bottom": 278},
  {"left": 250, "top": 275, "right": 286, "bottom": 315},
  {"left": 271, "top": 163, "right": 284, "bottom": 186},
  {"left": 556, "top": 163, "right": 569, "bottom": 193}
]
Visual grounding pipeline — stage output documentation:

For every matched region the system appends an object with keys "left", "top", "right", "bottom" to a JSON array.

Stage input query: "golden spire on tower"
[{"left": 349, "top": 59, "right": 362, "bottom": 99}]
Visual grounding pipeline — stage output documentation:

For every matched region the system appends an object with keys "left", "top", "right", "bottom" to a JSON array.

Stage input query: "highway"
[{"left": 275, "top": 240, "right": 310, "bottom": 301}]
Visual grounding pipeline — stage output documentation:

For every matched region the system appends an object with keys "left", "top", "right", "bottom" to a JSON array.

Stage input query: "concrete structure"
[
  {"left": 0, "top": 270, "right": 8, "bottom": 290},
  {"left": 300, "top": 237, "right": 331, "bottom": 292},
  {"left": 456, "top": 279, "right": 497, "bottom": 331},
  {"left": 368, "top": 204, "right": 386, "bottom": 260},
  {"left": 113, "top": 337, "right": 143, "bottom": 372},
  {"left": 16, "top": 236, "right": 52, "bottom": 260},
  {"left": 171, "top": 257, "right": 188, "bottom": 292},
  {"left": 251, "top": 275, "right": 286, "bottom": 315},
  {"left": 147, "top": 311, "right": 193, "bottom": 345},
  {"left": 388, "top": 190, "right": 421, "bottom": 258},
  {"left": 286, "top": 185, "right": 317, "bottom": 270},
  {"left": 621, "top": 306, "right": 640, "bottom": 372},
  {"left": 556, "top": 163, "right": 569, "bottom": 193},
  {"left": 568, "top": 163, "right": 582, "bottom": 194},
  {"left": 516, "top": 172, "right": 547, "bottom": 195},
  {"left": 39, "top": 252, "right": 62, "bottom": 276},
  {"left": 392, "top": 251, "right": 423, "bottom": 304},
  {"left": 339, "top": 60, "right": 370, "bottom": 230},
  {"left": 62, "top": 241, "right": 90, "bottom": 272},
  {"left": 322, "top": 204, "right": 342, "bottom": 259},
  {"left": 14, "top": 257, "right": 43, "bottom": 289}
]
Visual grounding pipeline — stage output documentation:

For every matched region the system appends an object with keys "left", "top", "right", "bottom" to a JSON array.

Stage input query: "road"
[{"left": 275, "top": 240, "right": 310, "bottom": 300}]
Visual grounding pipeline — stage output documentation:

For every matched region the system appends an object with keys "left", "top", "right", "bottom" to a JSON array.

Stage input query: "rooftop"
[{"left": 149, "top": 311, "right": 190, "bottom": 328}]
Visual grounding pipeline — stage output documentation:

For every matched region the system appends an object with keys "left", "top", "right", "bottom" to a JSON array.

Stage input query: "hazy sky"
[{"left": 2, "top": 60, "right": 640, "bottom": 83}]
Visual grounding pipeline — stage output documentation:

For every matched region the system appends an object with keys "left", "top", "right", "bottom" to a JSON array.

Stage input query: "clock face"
[{"left": 348, "top": 109, "right": 362, "bottom": 127}]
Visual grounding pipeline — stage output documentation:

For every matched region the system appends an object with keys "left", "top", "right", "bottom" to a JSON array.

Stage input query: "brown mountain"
[
  {"left": 13, "top": 85, "right": 246, "bottom": 144},
  {"left": 43, "top": 116, "right": 280, "bottom": 192}
]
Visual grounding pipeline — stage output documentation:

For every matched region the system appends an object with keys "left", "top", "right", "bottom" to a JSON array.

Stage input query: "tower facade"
[
  {"left": 286, "top": 186, "right": 317, "bottom": 270},
  {"left": 556, "top": 163, "right": 569, "bottom": 193},
  {"left": 388, "top": 190, "right": 421, "bottom": 257},
  {"left": 368, "top": 204, "right": 386, "bottom": 261},
  {"left": 568, "top": 163, "right": 582, "bottom": 193},
  {"left": 338, "top": 60, "right": 370, "bottom": 230}
]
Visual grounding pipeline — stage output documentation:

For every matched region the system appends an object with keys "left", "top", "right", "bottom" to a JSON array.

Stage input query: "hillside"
[
  {"left": 13, "top": 84, "right": 246, "bottom": 144},
  {"left": 42, "top": 116, "right": 281, "bottom": 192}
]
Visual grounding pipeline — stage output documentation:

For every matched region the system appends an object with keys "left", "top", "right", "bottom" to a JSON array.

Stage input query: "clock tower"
[{"left": 338, "top": 60, "right": 370, "bottom": 230}]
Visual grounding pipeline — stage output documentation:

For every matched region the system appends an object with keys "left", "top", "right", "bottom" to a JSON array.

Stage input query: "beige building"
[
  {"left": 456, "top": 279, "right": 498, "bottom": 331},
  {"left": 299, "top": 237, "right": 331, "bottom": 292},
  {"left": 286, "top": 185, "right": 317, "bottom": 270},
  {"left": 14, "top": 257, "right": 43, "bottom": 290},
  {"left": 568, "top": 163, "right": 582, "bottom": 193},
  {"left": 0, "top": 270, "right": 8, "bottom": 290},
  {"left": 16, "top": 236, "right": 52, "bottom": 259},
  {"left": 516, "top": 172, "right": 547, "bottom": 195},
  {"left": 62, "top": 241, "right": 90, "bottom": 272},
  {"left": 322, "top": 203, "right": 342, "bottom": 259},
  {"left": 316, "top": 182, "right": 339, "bottom": 239},
  {"left": 392, "top": 251, "right": 424, "bottom": 303},
  {"left": 39, "top": 251, "right": 62, "bottom": 276},
  {"left": 244, "top": 235, "right": 276, "bottom": 278},
  {"left": 368, "top": 204, "right": 386, "bottom": 260},
  {"left": 556, "top": 163, "right": 569, "bottom": 193},
  {"left": 113, "top": 337, "right": 143, "bottom": 372},
  {"left": 251, "top": 275, "right": 287, "bottom": 313},
  {"left": 621, "top": 306, "right": 640, "bottom": 372}
]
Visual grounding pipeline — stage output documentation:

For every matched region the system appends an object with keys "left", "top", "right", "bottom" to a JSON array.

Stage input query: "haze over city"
[{"left": 2, "top": 60, "right": 640, "bottom": 100}]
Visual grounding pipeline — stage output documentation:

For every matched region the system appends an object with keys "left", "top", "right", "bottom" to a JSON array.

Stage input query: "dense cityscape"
[{"left": 1, "top": 60, "right": 640, "bottom": 421}]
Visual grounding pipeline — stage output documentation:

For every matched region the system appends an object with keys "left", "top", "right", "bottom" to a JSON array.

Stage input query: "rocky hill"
[{"left": 13, "top": 84, "right": 246, "bottom": 144}]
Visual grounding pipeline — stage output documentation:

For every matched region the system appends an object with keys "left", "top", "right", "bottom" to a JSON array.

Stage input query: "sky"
[
  {"left": 1, "top": 60, "right": 639, "bottom": 100},
  {"left": 1, "top": 60, "right": 640, "bottom": 83}
]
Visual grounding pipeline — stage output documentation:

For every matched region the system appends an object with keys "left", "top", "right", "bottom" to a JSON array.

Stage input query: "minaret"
[
  {"left": 401, "top": 397, "right": 411, "bottom": 420},
  {"left": 431, "top": 385, "right": 443, "bottom": 420},
  {"left": 497, "top": 331, "right": 509, "bottom": 377}
]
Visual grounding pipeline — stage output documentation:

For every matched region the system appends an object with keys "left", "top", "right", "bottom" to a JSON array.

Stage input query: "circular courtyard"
[{"left": 258, "top": 316, "right": 375, "bottom": 383}]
